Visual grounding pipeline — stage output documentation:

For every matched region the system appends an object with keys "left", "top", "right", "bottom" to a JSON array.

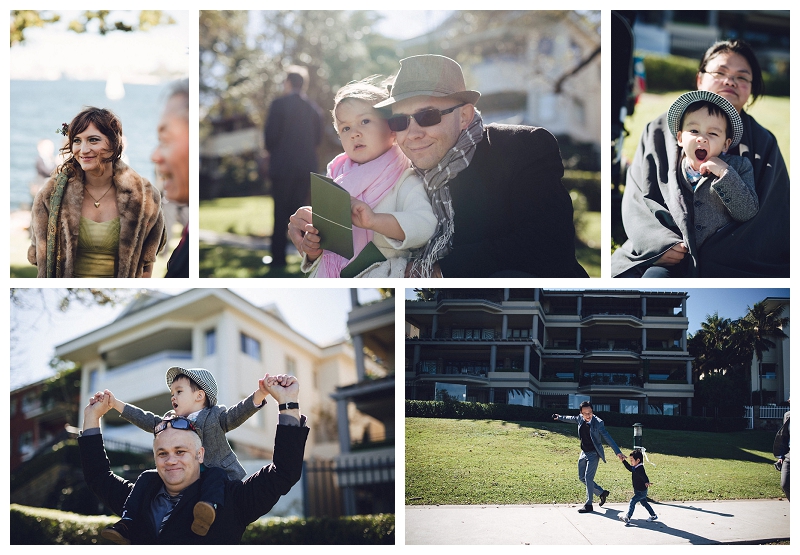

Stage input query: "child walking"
[
  {"left": 100, "top": 367, "right": 278, "bottom": 543},
  {"left": 301, "top": 77, "right": 437, "bottom": 278},
  {"left": 614, "top": 90, "right": 758, "bottom": 278},
  {"left": 619, "top": 449, "right": 657, "bottom": 523}
]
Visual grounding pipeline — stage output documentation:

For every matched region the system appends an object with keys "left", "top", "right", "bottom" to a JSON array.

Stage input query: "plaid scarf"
[
  {"left": 410, "top": 110, "right": 484, "bottom": 277},
  {"left": 45, "top": 172, "right": 70, "bottom": 278}
]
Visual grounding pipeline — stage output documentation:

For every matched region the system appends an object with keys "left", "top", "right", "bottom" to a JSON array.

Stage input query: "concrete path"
[{"left": 406, "top": 499, "right": 789, "bottom": 545}]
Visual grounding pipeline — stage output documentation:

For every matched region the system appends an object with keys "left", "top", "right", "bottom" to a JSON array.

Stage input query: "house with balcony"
[
  {"left": 406, "top": 289, "right": 694, "bottom": 416},
  {"left": 326, "top": 291, "right": 394, "bottom": 516},
  {"left": 54, "top": 288, "right": 372, "bottom": 516}
]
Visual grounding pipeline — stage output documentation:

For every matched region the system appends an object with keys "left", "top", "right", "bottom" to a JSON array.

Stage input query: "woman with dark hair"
[
  {"left": 612, "top": 39, "right": 789, "bottom": 278},
  {"left": 28, "top": 107, "right": 165, "bottom": 277}
]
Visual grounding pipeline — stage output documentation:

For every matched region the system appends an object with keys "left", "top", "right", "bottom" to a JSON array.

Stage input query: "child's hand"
[
  {"left": 645, "top": 482, "right": 653, "bottom": 487},
  {"left": 700, "top": 156, "right": 729, "bottom": 178},
  {"left": 256, "top": 373, "right": 278, "bottom": 404},
  {"left": 350, "top": 198, "right": 375, "bottom": 230},
  {"left": 103, "top": 389, "right": 125, "bottom": 413}
]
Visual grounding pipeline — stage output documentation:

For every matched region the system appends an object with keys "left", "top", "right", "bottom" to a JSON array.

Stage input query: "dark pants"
[
  {"left": 271, "top": 175, "right": 311, "bottom": 266},
  {"left": 121, "top": 467, "right": 227, "bottom": 524}
]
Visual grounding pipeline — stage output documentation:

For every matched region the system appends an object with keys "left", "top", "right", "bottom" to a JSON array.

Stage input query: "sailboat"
[{"left": 105, "top": 72, "right": 125, "bottom": 100}]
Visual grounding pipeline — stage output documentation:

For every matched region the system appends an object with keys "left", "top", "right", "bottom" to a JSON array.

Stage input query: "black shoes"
[
  {"left": 101, "top": 519, "right": 133, "bottom": 544},
  {"left": 578, "top": 504, "right": 594, "bottom": 513},
  {"left": 599, "top": 490, "right": 610, "bottom": 506}
]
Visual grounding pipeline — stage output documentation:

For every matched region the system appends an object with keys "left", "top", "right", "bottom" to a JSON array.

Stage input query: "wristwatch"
[{"left": 278, "top": 402, "right": 300, "bottom": 411}]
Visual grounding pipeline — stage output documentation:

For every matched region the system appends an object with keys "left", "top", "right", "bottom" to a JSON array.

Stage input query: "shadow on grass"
[
  {"left": 199, "top": 243, "right": 304, "bottom": 278},
  {"left": 507, "top": 421, "right": 776, "bottom": 464}
]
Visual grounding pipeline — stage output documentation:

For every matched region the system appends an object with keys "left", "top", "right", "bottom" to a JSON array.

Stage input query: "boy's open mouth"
[{"left": 695, "top": 149, "right": 708, "bottom": 161}]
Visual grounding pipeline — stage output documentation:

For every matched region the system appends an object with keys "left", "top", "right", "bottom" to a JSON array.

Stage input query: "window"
[
  {"left": 508, "top": 389, "right": 534, "bottom": 407},
  {"left": 205, "top": 329, "right": 217, "bottom": 356},
  {"left": 435, "top": 382, "right": 466, "bottom": 401},
  {"left": 663, "top": 403, "right": 680, "bottom": 416},
  {"left": 286, "top": 356, "right": 296, "bottom": 375},
  {"left": 620, "top": 399, "right": 639, "bottom": 414},
  {"left": 240, "top": 333, "right": 261, "bottom": 360}
]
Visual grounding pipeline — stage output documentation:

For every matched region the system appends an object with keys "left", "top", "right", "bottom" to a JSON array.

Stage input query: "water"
[{"left": 10, "top": 80, "right": 170, "bottom": 211}]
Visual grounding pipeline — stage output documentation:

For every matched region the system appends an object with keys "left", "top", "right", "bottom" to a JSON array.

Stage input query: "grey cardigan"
[
  {"left": 121, "top": 392, "right": 265, "bottom": 480},
  {"left": 679, "top": 153, "right": 757, "bottom": 249}
]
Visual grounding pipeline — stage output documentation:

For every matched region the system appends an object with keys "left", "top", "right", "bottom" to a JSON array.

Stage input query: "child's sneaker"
[
  {"left": 618, "top": 514, "right": 630, "bottom": 524},
  {"left": 101, "top": 519, "right": 133, "bottom": 544},
  {"left": 646, "top": 515, "right": 658, "bottom": 521},
  {"left": 191, "top": 501, "right": 217, "bottom": 536}
]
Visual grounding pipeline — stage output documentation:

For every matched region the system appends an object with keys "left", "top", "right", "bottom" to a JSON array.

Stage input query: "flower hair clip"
[{"left": 56, "top": 123, "right": 69, "bottom": 136}]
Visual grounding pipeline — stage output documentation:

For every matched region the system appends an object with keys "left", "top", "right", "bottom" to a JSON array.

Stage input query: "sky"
[
  {"left": 9, "top": 288, "right": 385, "bottom": 390},
  {"left": 404, "top": 288, "right": 789, "bottom": 334},
  {"left": 10, "top": 10, "right": 190, "bottom": 82}
]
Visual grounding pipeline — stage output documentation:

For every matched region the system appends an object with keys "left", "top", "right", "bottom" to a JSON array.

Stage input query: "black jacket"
[
  {"left": 437, "top": 124, "right": 587, "bottom": 278},
  {"left": 263, "top": 92, "right": 323, "bottom": 180},
  {"left": 79, "top": 425, "right": 308, "bottom": 544},
  {"left": 622, "top": 460, "right": 651, "bottom": 491}
]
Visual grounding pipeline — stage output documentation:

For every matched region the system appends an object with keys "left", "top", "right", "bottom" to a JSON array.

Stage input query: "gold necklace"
[{"left": 85, "top": 183, "right": 114, "bottom": 208}]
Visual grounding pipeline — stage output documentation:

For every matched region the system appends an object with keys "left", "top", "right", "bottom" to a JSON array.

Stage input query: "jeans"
[
  {"left": 627, "top": 489, "right": 656, "bottom": 518},
  {"left": 578, "top": 450, "right": 604, "bottom": 506},
  {"left": 781, "top": 453, "right": 790, "bottom": 500}
]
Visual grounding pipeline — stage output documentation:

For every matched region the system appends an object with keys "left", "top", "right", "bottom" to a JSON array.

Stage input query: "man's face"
[
  {"left": 152, "top": 95, "right": 189, "bottom": 205},
  {"left": 390, "top": 96, "right": 474, "bottom": 170},
  {"left": 580, "top": 407, "right": 593, "bottom": 422},
  {"left": 153, "top": 427, "right": 203, "bottom": 496}
]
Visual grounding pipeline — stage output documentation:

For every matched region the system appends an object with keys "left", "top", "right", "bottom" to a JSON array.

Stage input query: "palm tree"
[{"left": 741, "top": 301, "right": 789, "bottom": 404}]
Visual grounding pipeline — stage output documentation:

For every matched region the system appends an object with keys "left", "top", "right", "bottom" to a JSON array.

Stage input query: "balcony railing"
[
  {"left": 579, "top": 373, "right": 644, "bottom": 388},
  {"left": 581, "top": 340, "right": 641, "bottom": 353}
]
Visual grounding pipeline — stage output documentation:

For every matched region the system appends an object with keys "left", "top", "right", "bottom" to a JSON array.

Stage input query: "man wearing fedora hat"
[{"left": 289, "top": 54, "right": 587, "bottom": 278}]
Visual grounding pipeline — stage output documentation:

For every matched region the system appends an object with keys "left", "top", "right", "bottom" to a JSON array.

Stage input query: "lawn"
[
  {"left": 406, "top": 418, "right": 783, "bottom": 505},
  {"left": 622, "top": 92, "right": 790, "bottom": 176},
  {"left": 199, "top": 199, "right": 600, "bottom": 277}
]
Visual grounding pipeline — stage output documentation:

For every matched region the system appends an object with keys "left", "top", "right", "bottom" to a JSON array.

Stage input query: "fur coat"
[{"left": 28, "top": 161, "right": 166, "bottom": 277}]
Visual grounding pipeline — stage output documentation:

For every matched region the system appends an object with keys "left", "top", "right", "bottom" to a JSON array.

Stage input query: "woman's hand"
[{"left": 654, "top": 243, "right": 688, "bottom": 266}]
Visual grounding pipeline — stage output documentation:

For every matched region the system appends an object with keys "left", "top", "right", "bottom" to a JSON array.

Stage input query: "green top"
[{"left": 74, "top": 217, "right": 120, "bottom": 278}]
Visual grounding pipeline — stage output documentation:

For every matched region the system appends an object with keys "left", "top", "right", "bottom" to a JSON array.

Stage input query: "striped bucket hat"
[{"left": 166, "top": 367, "right": 218, "bottom": 407}]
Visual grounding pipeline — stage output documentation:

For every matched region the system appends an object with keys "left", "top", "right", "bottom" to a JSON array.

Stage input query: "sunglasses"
[
  {"left": 154, "top": 416, "right": 198, "bottom": 436},
  {"left": 387, "top": 103, "right": 466, "bottom": 132}
]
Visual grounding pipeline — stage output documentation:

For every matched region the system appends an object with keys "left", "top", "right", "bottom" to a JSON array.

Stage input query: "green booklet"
[
  {"left": 340, "top": 241, "right": 387, "bottom": 278},
  {"left": 310, "top": 173, "right": 354, "bottom": 259}
]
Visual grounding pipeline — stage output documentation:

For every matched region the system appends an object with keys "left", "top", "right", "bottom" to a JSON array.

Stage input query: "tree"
[
  {"left": 10, "top": 10, "right": 175, "bottom": 46},
  {"left": 740, "top": 301, "right": 789, "bottom": 405}
]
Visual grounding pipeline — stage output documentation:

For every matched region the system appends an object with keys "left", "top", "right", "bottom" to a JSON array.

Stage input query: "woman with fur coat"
[{"left": 28, "top": 107, "right": 165, "bottom": 278}]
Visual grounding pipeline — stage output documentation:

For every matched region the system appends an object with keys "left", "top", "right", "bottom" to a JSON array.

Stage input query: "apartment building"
[{"left": 406, "top": 289, "right": 694, "bottom": 415}]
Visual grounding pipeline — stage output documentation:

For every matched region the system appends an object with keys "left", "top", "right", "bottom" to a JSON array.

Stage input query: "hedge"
[
  {"left": 640, "top": 52, "right": 789, "bottom": 97},
  {"left": 10, "top": 504, "right": 394, "bottom": 545},
  {"left": 406, "top": 400, "right": 747, "bottom": 433}
]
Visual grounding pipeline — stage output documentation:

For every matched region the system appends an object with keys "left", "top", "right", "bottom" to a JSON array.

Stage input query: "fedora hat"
[
  {"left": 667, "top": 90, "right": 743, "bottom": 150},
  {"left": 374, "top": 55, "right": 480, "bottom": 108},
  {"left": 166, "top": 366, "right": 218, "bottom": 407}
]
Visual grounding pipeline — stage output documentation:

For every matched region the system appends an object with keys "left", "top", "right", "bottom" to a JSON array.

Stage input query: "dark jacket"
[
  {"left": 555, "top": 414, "right": 622, "bottom": 463},
  {"left": 263, "top": 92, "right": 323, "bottom": 180},
  {"left": 436, "top": 124, "right": 587, "bottom": 278},
  {"left": 622, "top": 460, "right": 651, "bottom": 491},
  {"left": 612, "top": 110, "right": 789, "bottom": 278},
  {"left": 164, "top": 226, "right": 188, "bottom": 278},
  {"left": 79, "top": 424, "right": 308, "bottom": 544}
]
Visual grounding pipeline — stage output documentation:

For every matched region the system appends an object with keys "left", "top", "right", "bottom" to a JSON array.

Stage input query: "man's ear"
[
  {"left": 459, "top": 104, "right": 476, "bottom": 131},
  {"left": 197, "top": 446, "right": 205, "bottom": 463}
]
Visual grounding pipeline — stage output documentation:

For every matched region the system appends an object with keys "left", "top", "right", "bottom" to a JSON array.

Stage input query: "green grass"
[
  {"left": 200, "top": 196, "right": 274, "bottom": 236},
  {"left": 199, "top": 243, "right": 304, "bottom": 278},
  {"left": 623, "top": 92, "right": 790, "bottom": 176},
  {"left": 576, "top": 211, "right": 600, "bottom": 277},
  {"left": 406, "top": 418, "right": 783, "bottom": 505}
]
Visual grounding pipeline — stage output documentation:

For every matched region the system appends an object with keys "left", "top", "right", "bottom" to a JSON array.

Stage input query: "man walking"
[
  {"left": 553, "top": 401, "right": 625, "bottom": 513},
  {"left": 263, "top": 66, "right": 323, "bottom": 267}
]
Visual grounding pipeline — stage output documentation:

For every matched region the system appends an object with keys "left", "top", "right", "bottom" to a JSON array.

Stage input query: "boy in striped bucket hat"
[{"left": 99, "top": 367, "right": 285, "bottom": 543}]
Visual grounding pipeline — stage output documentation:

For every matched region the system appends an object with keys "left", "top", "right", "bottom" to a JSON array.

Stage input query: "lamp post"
[{"left": 633, "top": 422, "right": 643, "bottom": 450}]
